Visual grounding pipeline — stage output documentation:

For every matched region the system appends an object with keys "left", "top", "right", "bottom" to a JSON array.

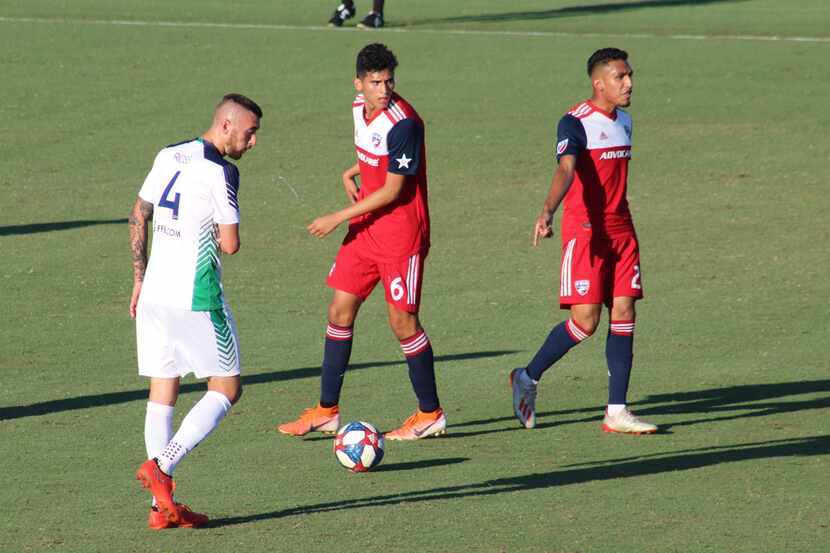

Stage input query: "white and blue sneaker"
[{"left": 509, "top": 368, "right": 537, "bottom": 429}]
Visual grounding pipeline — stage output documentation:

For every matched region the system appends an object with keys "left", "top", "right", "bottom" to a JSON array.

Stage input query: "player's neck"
[
  {"left": 200, "top": 133, "right": 226, "bottom": 157},
  {"left": 364, "top": 104, "right": 381, "bottom": 121},
  {"left": 589, "top": 96, "right": 617, "bottom": 117}
]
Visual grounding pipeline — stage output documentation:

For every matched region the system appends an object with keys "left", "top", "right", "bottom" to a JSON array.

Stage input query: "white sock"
[
  {"left": 145, "top": 401, "right": 175, "bottom": 459},
  {"left": 156, "top": 391, "right": 232, "bottom": 476},
  {"left": 145, "top": 401, "right": 174, "bottom": 506},
  {"left": 607, "top": 404, "right": 626, "bottom": 416}
]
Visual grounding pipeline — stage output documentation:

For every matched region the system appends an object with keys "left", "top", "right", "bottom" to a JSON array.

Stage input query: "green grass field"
[{"left": 1, "top": 1, "right": 829, "bottom": 552}]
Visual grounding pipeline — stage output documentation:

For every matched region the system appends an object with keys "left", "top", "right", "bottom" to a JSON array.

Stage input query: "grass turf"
[{"left": 1, "top": 1, "right": 828, "bottom": 552}]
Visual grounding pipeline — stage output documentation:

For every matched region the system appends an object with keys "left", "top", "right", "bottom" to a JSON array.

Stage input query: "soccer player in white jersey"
[
  {"left": 130, "top": 93, "right": 261, "bottom": 529},
  {"left": 510, "top": 48, "right": 657, "bottom": 435}
]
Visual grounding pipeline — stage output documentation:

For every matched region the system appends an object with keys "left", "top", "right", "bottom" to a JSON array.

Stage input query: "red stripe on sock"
[
  {"left": 609, "top": 320, "right": 635, "bottom": 336},
  {"left": 400, "top": 331, "right": 429, "bottom": 357},
  {"left": 326, "top": 323, "right": 353, "bottom": 340},
  {"left": 566, "top": 319, "right": 592, "bottom": 342}
]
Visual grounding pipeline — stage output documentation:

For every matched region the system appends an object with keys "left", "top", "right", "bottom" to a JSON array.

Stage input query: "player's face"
[
  {"left": 596, "top": 60, "right": 634, "bottom": 108},
  {"left": 355, "top": 70, "right": 395, "bottom": 115},
  {"left": 225, "top": 110, "right": 260, "bottom": 160}
]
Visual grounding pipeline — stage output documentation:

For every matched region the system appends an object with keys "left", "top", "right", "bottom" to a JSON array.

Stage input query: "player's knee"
[
  {"left": 388, "top": 314, "right": 418, "bottom": 340},
  {"left": 229, "top": 385, "right": 242, "bottom": 405},
  {"left": 328, "top": 304, "right": 356, "bottom": 327},
  {"left": 571, "top": 313, "right": 600, "bottom": 336},
  {"left": 611, "top": 302, "right": 636, "bottom": 322}
]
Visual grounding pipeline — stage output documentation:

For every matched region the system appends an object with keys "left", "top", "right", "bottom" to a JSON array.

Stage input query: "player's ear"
[{"left": 354, "top": 77, "right": 363, "bottom": 92}]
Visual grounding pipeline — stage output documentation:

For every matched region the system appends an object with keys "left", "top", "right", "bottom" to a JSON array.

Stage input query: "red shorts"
[
  {"left": 327, "top": 239, "right": 426, "bottom": 313},
  {"left": 558, "top": 228, "right": 643, "bottom": 308}
]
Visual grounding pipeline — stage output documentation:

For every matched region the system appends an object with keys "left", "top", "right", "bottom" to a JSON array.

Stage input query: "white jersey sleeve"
[{"left": 138, "top": 152, "right": 166, "bottom": 204}]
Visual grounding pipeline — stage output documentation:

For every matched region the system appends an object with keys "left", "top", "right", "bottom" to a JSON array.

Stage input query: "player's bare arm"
[
  {"left": 342, "top": 163, "right": 361, "bottom": 204},
  {"left": 128, "top": 196, "right": 153, "bottom": 318},
  {"left": 216, "top": 223, "right": 240, "bottom": 255},
  {"left": 309, "top": 171, "right": 405, "bottom": 238},
  {"left": 533, "top": 154, "right": 577, "bottom": 247}
]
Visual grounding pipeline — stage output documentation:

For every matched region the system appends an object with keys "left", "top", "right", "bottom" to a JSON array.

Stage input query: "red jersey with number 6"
[{"left": 345, "top": 92, "right": 430, "bottom": 262}]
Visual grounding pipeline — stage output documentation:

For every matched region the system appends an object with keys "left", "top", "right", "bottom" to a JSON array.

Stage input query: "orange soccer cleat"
[
  {"left": 277, "top": 404, "right": 340, "bottom": 436},
  {"left": 148, "top": 504, "right": 209, "bottom": 530},
  {"left": 136, "top": 459, "right": 179, "bottom": 523},
  {"left": 385, "top": 408, "right": 447, "bottom": 441}
]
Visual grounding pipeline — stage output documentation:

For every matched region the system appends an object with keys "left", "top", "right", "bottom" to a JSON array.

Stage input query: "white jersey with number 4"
[{"left": 138, "top": 138, "right": 240, "bottom": 311}]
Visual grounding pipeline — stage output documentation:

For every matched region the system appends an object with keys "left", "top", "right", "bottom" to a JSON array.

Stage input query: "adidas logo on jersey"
[{"left": 599, "top": 150, "right": 631, "bottom": 160}]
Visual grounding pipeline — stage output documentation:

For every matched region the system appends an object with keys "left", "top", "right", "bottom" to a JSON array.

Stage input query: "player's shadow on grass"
[
  {"left": 632, "top": 379, "right": 830, "bottom": 430},
  {"left": 442, "top": 379, "right": 830, "bottom": 438},
  {"left": 0, "top": 218, "right": 128, "bottom": 236},
  {"left": 404, "top": 0, "right": 746, "bottom": 26},
  {"left": 208, "top": 434, "right": 828, "bottom": 527},
  {"left": 0, "top": 350, "right": 517, "bottom": 421}
]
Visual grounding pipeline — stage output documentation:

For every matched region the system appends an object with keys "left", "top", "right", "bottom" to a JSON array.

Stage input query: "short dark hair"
[
  {"left": 356, "top": 43, "right": 398, "bottom": 78},
  {"left": 220, "top": 93, "right": 263, "bottom": 118},
  {"left": 587, "top": 48, "right": 628, "bottom": 75}
]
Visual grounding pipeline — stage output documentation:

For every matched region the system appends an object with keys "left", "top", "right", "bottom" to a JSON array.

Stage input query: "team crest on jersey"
[
  {"left": 556, "top": 139, "right": 569, "bottom": 155},
  {"left": 575, "top": 279, "right": 590, "bottom": 296},
  {"left": 372, "top": 132, "right": 382, "bottom": 148}
]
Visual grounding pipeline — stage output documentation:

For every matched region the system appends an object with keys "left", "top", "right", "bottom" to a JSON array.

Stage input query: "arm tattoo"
[{"left": 129, "top": 198, "right": 153, "bottom": 282}]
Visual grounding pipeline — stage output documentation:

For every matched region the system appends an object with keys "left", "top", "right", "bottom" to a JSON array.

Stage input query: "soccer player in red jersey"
[
  {"left": 279, "top": 43, "right": 445, "bottom": 440},
  {"left": 510, "top": 48, "right": 657, "bottom": 434}
]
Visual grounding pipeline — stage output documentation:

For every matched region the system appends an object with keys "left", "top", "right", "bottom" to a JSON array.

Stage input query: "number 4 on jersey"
[{"left": 159, "top": 171, "right": 182, "bottom": 219}]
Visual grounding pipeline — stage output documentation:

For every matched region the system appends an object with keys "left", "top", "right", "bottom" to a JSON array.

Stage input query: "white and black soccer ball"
[{"left": 333, "top": 421, "right": 385, "bottom": 472}]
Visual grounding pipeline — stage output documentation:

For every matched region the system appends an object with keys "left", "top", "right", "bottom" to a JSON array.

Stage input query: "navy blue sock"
[
  {"left": 401, "top": 330, "right": 439, "bottom": 413},
  {"left": 526, "top": 319, "right": 592, "bottom": 381},
  {"left": 319, "top": 323, "right": 353, "bottom": 408},
  {"left": 606, "top": 320, "right": 635, "bottom": 405}
]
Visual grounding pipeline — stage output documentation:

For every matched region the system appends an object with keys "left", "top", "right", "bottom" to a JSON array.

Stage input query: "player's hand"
[
  {"left": 308, "top": 213, "right": 343, "bottom": 239},
  {"left": 342, "top": 173, "right": 359, "bottom": 204},
  {"left": 129, "top": 281, "right": 142, "bottom": 319},
  {"left": 532, "top": 214, "right": 553, "bottom": 247}
]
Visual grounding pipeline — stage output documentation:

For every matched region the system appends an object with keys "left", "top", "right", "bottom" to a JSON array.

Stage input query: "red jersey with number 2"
[{"left": 556, "top": 100, "right": 634, "bottom": 236}]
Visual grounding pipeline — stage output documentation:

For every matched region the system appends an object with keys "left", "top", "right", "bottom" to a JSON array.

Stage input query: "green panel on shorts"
[
  {"left": 209, "top": 309, "right": 238, "bottom": 372},
  {"left": 192, "top": 217, "right": 223, "bottom": 311}
]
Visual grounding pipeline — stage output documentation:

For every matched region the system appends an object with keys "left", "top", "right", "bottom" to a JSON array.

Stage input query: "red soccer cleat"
[
  {"left": 148, "top": 504, "right": 209, "bottom": 530},
  {"left": 136, "top": 459, "right": 179, "bottom": 524}
]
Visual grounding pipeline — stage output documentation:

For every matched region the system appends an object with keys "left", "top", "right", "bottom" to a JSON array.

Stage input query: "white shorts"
[{"left": 136, "top": 301, "right": 241, "bottom": 379}]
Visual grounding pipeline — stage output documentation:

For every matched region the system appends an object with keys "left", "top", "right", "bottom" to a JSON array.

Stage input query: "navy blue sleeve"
[
  {"left": 555, "top": 114, "right": 587, "bottom": 161},
  {"left": 386, "top": 118, "right": 423, "bottom": 176},
  {"left": 223, "top": 164, "right": 240, "bottom": 211}
]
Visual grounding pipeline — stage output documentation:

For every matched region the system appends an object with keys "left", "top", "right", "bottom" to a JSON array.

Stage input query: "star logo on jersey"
[
  {"left": 575, "top": 280, "right": 590, "bottom": 296},
  {"left": 372, "top": 132, "right": 382, "bottom": 148},
  {"left": 396, "top": 153, "right": 412, "bottom": 169},
  {"left": 556, "top": 139, "right": 569, "bottom": 155}
]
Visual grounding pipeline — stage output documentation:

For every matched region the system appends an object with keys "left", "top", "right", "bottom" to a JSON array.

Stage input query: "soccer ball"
[{"left": 334, "top": 421, "right": 385, "bottom": 472}]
